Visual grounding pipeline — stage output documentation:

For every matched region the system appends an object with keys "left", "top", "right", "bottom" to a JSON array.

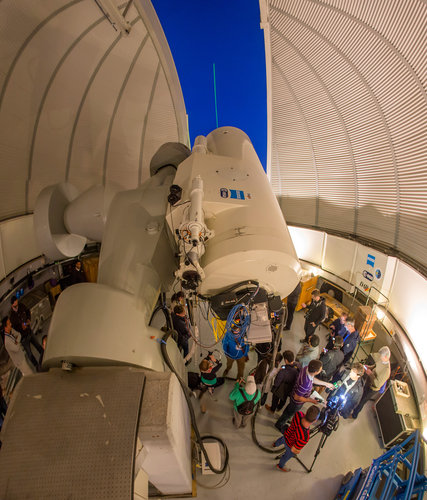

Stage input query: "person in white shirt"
[{"left": 2, "top": 316, "right": 34, "bottom": 376}]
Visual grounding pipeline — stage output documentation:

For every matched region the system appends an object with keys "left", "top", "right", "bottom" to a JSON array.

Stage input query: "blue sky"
[{"left": 152, "top": 1, "right": 267, "bottom": 170}]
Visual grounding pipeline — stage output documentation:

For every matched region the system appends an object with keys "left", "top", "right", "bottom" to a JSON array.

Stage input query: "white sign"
[{"left": 353, "top": 245, "right": 387, "bottom": 298}]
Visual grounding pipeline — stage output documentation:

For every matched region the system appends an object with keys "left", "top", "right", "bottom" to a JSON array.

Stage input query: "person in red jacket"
[{"left": 273, "top": 405, "right": 320, "bottom": 472}]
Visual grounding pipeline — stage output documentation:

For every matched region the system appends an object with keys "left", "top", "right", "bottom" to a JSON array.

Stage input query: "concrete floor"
[{"left": 181, "top": 308, "right": 384, "bottom": 500}]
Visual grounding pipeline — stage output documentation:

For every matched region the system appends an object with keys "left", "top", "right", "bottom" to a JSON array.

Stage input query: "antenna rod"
[{"left": 213, "top": 63, "right": 219, "bottom": 128}]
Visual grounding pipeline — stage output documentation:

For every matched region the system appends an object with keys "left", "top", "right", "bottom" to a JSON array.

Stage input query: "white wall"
[
  {"left": 288, "top": 225, "right": 427, "bottom": 442},
  {"left": 388, "top": 261, "right": 427, "bottom": 372},
  {"left": 288, "top": 226, "right": 324, "bottom": 265},
  {"left": 289, "top": 226, "right": 427, "bottom": 370},
  {"left": 0, "top": 215, "right": 41, "bottom": 279}
]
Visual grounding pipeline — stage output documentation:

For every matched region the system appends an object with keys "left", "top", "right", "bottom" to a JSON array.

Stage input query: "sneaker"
[
  {"left": 276, "top": 465, "right": 289, "bottom": 472},
  {"left": 265, "top": 405, "right": 275, "bottom": 413}
]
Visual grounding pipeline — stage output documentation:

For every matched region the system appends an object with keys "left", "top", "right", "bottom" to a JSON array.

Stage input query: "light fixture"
[
  {"left": 311, "top": 267, "right": 320, "bottom": 277},
  {"left": 376, "top": 309, "right": 385, "bottom": 321}
]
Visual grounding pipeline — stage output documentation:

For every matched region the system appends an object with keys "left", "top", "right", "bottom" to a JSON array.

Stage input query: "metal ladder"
[{"left": 337, "top": 430, "right": 427, "bottom": 499}]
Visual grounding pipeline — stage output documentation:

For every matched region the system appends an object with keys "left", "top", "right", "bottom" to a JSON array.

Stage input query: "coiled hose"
[
  {"left": 251, "top": 306, "right": 287, "bottom": 454},
  {"left": 160, "top": 329, "right": 229, "bottom": 474}
]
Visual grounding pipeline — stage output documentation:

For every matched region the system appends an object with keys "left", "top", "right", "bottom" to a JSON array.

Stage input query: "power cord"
[
  {"left": 251, "top": 306, "right": 288, "bottom": 454},
  {"left": 160, "top": 329, "right": 230, "bottom": 475}
]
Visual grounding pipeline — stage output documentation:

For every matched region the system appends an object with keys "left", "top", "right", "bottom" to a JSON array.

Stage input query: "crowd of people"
[
  {"left": 179, "top": 286, "right": 392, "bottom": 473},
  {"left": 0, "top": 280, "right": 392, "bottom": 471}
]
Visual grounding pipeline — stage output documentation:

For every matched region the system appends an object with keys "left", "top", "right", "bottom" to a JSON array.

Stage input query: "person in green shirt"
[{"left": 229, "top": 375, "right": 261, "bottom": 428}]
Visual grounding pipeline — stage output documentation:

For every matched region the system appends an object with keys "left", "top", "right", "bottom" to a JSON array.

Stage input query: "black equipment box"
[{"left": 374, "top": 380, "right": 420, "bottom": 448}]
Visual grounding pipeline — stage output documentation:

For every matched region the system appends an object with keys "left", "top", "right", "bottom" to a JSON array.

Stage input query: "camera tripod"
[{"left": 275, "top": 410, "right": 340, "bottom": 473}]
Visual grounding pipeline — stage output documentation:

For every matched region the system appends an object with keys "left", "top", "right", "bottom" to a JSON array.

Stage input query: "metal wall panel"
[
  {"left": 265, "top": 0, "right": 427, "bottom": 273},
  {"left": 0, "top": 0, "right": 188, "bottom": 221}
]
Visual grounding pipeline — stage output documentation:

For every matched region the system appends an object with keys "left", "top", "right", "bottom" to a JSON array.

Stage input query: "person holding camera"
[
  {"left": 329, "top": 363, "right": 365, "bottom": 418},
  {"left": 273, "top": 405, "right": 320, "bottom": 472},
  {"left": 300, "top": 289, "right": 326, "bottom": 343},
  {"left": 229, "top": 375, "right": 260, "bottom": 429},
  {"left": 351, "top": 347, "right": 391, "bottom": 419},
  {"left": 275, "top": 359, "right": 334, "bottom": 433},
  {"left": 198, "top": 353, "right": 224, "bottom": 413},
  {"left": 319, "top": 335, "right": 344, "bottom": 381}
]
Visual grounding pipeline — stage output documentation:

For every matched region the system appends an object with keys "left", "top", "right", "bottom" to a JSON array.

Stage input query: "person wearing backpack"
[
  {"left": 266, "top": 350, "right": 300, "bottom": 414},
  {"left": 229, "top": 375, "right": 261, "bottom": 429}
]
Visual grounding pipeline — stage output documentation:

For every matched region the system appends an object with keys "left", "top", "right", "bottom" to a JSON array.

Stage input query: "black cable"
[
  {"left": 160, "top": 330, "right": 229, "bottom": 475},
  {"left": 251, "top": 306, "right": 288, "bottom": 454}
]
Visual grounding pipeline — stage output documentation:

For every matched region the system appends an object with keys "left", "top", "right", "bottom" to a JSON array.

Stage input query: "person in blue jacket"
[
  {"left": 325, "top": 312, "right": 348, "bottom": 350},
  {"left": 222, "top": 333, "right": 249, "bottom": 380},
  {"left": 341, "top": 320, "right": 360, "bottom": 365}
]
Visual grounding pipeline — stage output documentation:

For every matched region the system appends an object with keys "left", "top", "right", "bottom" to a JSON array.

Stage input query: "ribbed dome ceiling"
[
  {"left": 264, "top": 0, "right": 427, "bottom": 274},
  {"left": 0, "top": 0, "right": 188, "bottom": 220}
]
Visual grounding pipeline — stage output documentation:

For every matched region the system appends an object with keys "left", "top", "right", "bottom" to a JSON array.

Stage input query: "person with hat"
[{"left": 229, "top": 375, "right": 261, "bottom": 429}]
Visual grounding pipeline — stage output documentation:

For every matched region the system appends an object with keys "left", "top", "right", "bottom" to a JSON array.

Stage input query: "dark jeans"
[
  {"left": 21, "top": 331, "right": 43, "bottom": 369},
  {"left": 285, "top": 302, "right": 297, "bottom": 330},
  {"left": 343, "top": 351, "right": 354, "bottom": 365},
  {"left": 199, "top": 377, "right": 225, "bottom": 397},
  {"left": 0, "top": 396, "right": 7, "bottom": 429},
  {"left": 274, "top": 436, "right": 296, "bottom": 468},
  {"left": 178, "top": 337, "right": 189, "bottom": 358},
  {"left": 260, "top": 392, "right": 268, "bottom": 406},
  {"left": 275, "top": 399, "right": 302, "bottom": 432},
  {"left": 304, "top": 320, "right": 317, "bottom": 341},
  {"left": 352, "top": 384, "right": 377, "bottom": 418},
  {"left": 271, "top": 394, "right": 287, "bottom": 412}
]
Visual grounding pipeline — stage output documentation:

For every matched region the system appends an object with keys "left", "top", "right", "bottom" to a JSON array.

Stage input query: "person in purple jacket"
[{"left": 275, "top": 359, "right": 334, "bottom": 433}]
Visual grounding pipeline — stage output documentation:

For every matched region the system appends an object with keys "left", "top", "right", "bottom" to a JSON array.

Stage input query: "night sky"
[{"left": 152, "top": 1, "right": 267, "bottom": 170}]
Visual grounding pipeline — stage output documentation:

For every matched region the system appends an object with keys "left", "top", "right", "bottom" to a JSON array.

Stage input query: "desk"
[{"left": 320, "top": 293, "right": 349, "bottom": 327}]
